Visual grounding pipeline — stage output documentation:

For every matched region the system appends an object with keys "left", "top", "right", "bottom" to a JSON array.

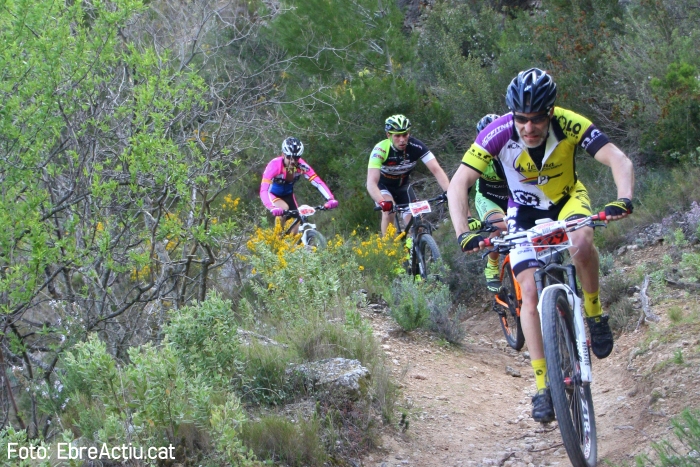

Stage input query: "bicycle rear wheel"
[
  {"left": 498, "top": 261, "right": 524, "bottom": 350},
  {"left": 416, "top": 234, "right": 442, "bottom": 281},
  {"left": 541, "top": 288, "right": 597, "bottom": 467},
  {"left": 304, "top": 230, "right": 327, "bottom": 249}
]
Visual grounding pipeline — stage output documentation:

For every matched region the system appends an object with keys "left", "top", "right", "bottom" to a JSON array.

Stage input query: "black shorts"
[
  {"left": 378, "top": 182, "right": 417, "bottom": 206},
  {"left": 269, "top": 192, "right": 298, "bottom": 210}
]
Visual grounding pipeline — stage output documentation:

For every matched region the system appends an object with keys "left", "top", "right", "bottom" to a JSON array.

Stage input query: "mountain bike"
[
  {"left": 483, "top": 212, "right": 609, "bottom": 467},
  {"left": 375, "top": 193, "right": 447, "bottom": 280},
  {"left": 478, "top": 219, "right": 524, "bottom": 351},
  {"left": 283, "top": 204, "right": 328, "bottom": 249}
]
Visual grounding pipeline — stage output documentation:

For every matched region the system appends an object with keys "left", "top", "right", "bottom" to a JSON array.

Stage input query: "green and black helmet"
[{"left": 384, "top": 114, "right": 412, "bottom": 134}]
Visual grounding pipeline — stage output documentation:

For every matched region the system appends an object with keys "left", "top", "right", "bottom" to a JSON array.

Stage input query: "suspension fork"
[{"left": 536, "top": 263, "right": 592, "bottom": 384}]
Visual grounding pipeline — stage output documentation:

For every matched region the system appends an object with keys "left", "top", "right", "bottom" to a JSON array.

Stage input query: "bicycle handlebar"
[
  {"left": 482, "top": 211, "right": 607, "bottom": 251},
  {"left": 373, "top": 193, "right": 448, "bottom": 212},
  {"left": 284, "top": 205, "right": 328, "bottom": 217}
]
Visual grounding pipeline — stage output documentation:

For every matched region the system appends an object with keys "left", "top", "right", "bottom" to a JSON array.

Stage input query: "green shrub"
[
  {"left": 391, "top": 275, "right": 430, "bottom": 331},
  {"left": 426, "top": 282, "right": 465, "bottom": 344},
  {"left": 635, "top": 409, "right": 700, "bottom": 466},
  {"left": 668, "top": 306, "right": 685, "bottom": 323},
  {"left": 238, "top": 342, "right": 295, "bottom": 406},
  {"left": 166, "top": 291, "right": 244, "bottom": 383},
  {"left": 240, "top": 415, "right": 327, "bottom": 467}
]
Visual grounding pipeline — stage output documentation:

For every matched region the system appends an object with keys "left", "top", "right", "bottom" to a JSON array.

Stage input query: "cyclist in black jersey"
[{"left": 367, "top": 114, "right": 450, "bottom": 235}]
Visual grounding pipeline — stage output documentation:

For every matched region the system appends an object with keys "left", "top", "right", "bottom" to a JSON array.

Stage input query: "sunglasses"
[
  {"left": 285, "top": 154, "right": 301, "bottom": 160},
  {"left": 513, "top": 113, "right": 550, "bottom": 125}
]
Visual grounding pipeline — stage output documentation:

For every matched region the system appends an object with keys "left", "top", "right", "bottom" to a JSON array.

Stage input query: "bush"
[
  {"left": 391, "top": 275, "right": 430, "bottom": 331},
  {"left": 166, "top": 291, "right": 244, "bottom": 383},
  {"left": 635, "top": 409, "right": 700, "bottom": 466},
  {"left": 425, "top": 282, "right": 465, "bottom": 344},
  {"left": 240, "top": 415, "right": 327, "bottom": 467}
]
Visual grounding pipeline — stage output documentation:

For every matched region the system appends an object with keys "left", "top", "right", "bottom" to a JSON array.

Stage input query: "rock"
[
  {"left": 287, "top": 358, "right": 370, "bottom": 400},
  {"left": 506, "top": 366, "right": 522, "bottom": 377}
]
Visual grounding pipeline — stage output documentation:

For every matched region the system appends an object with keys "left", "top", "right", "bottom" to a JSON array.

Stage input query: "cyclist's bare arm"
[
  {"left": 447, "top": 163, "right": 481, "bottom": 236},
  {"left": 366, "top": 168, "right": 389, "bottom": 204},
  {"left": 424, "top": 158, "right": 451, "bottom": 192},
  {"left": 593, "top": 143, "right": 635, "bottom": 219}
]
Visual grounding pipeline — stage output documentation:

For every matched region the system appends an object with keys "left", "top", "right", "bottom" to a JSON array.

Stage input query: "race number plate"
[
  {"left": 297, "top": 205, "right": 316, "bottom": 216},
  {"left": 408, "top": 200, "right": 431, "bottom": 216},
  {"left": 529, "top": 221, "right": 572, "bottom": 257}
]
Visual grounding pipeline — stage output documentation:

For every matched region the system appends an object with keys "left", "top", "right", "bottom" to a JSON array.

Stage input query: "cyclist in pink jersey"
[{"left": 259, "top": 137, "right": 338, "bottom": 234}]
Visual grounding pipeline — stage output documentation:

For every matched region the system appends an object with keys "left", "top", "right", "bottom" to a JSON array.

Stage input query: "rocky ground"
[{"left": 358, "top": 237, "right": 700, "bottom": 467}]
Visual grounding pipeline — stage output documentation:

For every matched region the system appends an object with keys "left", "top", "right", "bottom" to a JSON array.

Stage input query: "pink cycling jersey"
[{"left": 259, "top": 156, "right": 334, "bottom": 210}]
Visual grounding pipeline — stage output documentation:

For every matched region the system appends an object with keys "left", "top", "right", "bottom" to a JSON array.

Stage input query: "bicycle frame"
[
  {"left": 283, "top": 205, "right": 325, "bottom": 246},
  {"left": 494, "top": 254, "right": 521, "bottom": 310},
  {"left": 393, "top": 196, "right": 445, "bottom": 275},
  {"left": 485, "top": 213, "right": 607, "bottom": 385}
]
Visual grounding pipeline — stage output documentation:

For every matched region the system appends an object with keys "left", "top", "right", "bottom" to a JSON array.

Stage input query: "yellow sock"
[
  {"left": 583, "top": 289, "right": 602, "bottom": 318},
  {"left": 487, "top": 256, "right": 498, "bottom": 267},
  {"left": 532, "top": 358, "right": 547, "bottom": 391}
]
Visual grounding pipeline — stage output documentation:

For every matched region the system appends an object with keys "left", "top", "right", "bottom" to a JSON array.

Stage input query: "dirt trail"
[{"left": 359, "top": 243, "right": 700, "bottom": 467}]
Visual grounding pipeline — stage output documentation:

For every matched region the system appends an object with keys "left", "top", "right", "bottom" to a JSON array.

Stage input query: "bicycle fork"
[{"left": 535, "top": 267, "right": 593, "bottom": 385}]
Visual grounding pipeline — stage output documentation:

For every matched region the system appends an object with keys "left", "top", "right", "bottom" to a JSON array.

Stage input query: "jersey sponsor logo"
[
  {"left": 512, "top": 189, "right": 542, "bottom": 206},
  {"left": 481, "top": 123, "right": 511, "bottom": 147},
  {"left": 408, "top": 141, "right": 422, "bottom": 149},
  {"left": 520, "top": 172, "right": 563, "bottom": 186},
  {"left": 580, "top": 129, "right": 602, "bottom": 150},
  {"left": 556, "top": 115, "right": 582, "bottom": 136},
  {"left": 507, "top": 142, "right": 520, "bottom": 149}
]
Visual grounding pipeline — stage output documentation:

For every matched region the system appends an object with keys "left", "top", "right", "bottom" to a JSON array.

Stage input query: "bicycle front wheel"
[
  {"left": 416, "top": 234, "right": 442, "bottom": 281},
  {"left": 304, "top": 230, "right": 327, "bottom": 249},
  {"left": 499, "top": 261, "right": 524, "bottom": 350},
  {"left": 541, "top": 288, "right": 597, "bottom": 467}
]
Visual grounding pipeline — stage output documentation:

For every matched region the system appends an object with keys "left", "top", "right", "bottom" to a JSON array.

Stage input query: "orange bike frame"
[{"left": 493, "top": 254, "right": 522, "bottom": 316}]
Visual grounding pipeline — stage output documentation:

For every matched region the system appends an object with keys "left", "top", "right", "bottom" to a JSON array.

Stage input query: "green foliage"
[
  {"left": 165, "top": 292, "right": 244, "bottom": 383},
  {"left": 424, "top": 281, "right": 463, "bottom": 344},
  {"left": 680, "top": 252, "right": 700, "bottom": 280},
  {"left": 635, "top": 409, "right": 700, "bottom": 466},
  {"left": 390, "top": 275, "right": 452, "bottom": 332},
  {"left": 667, "top": 306, "right": 684, "bottom": 324},
  {"left": 60, "top": 330, "right": 254, "bottom": 465},
  {"left": 240, "top": 415, "right": 327, "bottom": 467},
  {"left": 238, "top": 342, "right": 295, "bottom": 406},
  {"left": 601, "top": 270, "right": 636, "bottom": 331}
]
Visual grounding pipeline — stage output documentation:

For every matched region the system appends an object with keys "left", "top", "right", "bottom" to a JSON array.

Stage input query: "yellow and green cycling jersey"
[{"left": 463, "top": 107, "right": 609, "bottom": 210}]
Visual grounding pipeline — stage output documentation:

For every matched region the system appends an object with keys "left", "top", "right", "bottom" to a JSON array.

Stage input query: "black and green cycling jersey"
[
  {"left": 368, "top": 137, "right": 435, "bottom": 188},
  {"left": 476, "top": 159, "right": 509, "bottom": 207}
]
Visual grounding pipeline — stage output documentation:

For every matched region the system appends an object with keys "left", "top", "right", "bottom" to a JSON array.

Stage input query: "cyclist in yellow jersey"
[{"left": 447, "top": 68, "right": 634, "bottom": 423}]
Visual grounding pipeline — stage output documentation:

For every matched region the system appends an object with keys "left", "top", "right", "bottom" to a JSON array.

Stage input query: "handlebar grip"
[
  {"left": 373, "top": 206, "right": 381, "bottom": 211},
  {"left": 592, "top": 211, "right": 606, "bottom": 221},
  {"left": 483, "top": 237, "right": 492, "bottom": 247}
]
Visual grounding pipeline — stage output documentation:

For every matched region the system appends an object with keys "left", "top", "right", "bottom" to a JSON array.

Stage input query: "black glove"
[
  {"left": 378, "top": 200, "right": 393, "bottom": 212},
  {"left": 458, "top": 232, "right": 484, "bottom": 252},
  {"left": 467, "top": 217, "right": 482, "bottom": 232},
  {"left": 604, "top": 198, "right": 633, "bottom": 217}
]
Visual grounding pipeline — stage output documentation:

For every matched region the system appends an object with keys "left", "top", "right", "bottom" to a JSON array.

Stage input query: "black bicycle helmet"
[
  {"left": 281, "top": 137, "right": 304, "bottom": 157},
  {"left": 384, "top": 114, "right": 412, "bottom": 134},
  {"left": 505, "top": 68, "right": 557, "bottom": 113},
  {"left": 476, "top": 114, "right": 500, "bottom": 133}
]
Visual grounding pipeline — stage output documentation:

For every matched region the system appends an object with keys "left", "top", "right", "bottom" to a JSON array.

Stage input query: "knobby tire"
[
  {"left": 499, "top": 261, "right": 524, "bottom": 350},
  {"left": 541, "top": 288, "right": 597, "bottom": 467},
  {"left": 304, "top": 230, "right": 327, "bottom": 249},
  {"left": 416, "top": 234, "right": 442, "bottom": 281}
]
